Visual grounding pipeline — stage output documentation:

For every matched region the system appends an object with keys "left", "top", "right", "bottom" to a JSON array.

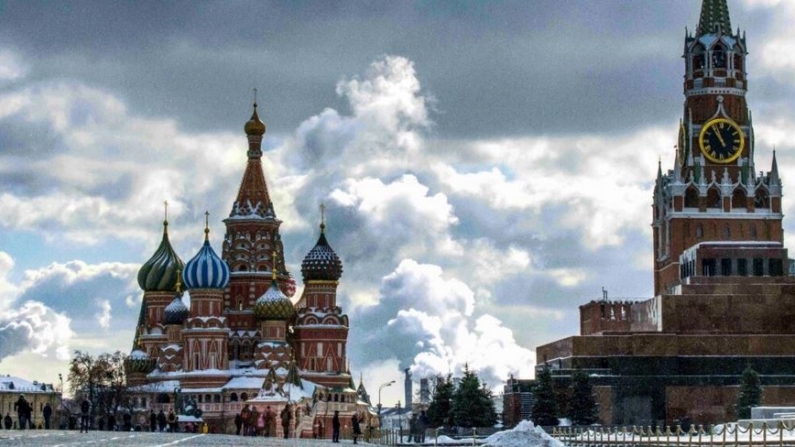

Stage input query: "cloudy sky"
[{"left": 2, "top": 0, "right": 795, "bottom": 405}]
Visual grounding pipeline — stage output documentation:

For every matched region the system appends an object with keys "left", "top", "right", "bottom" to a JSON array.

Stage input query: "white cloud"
[
  {"left": 0, "top": 301, "right": 73, "bottom": 361},
  {"left": 0, "top": 49, "right": 27, "bottom": 83},
  {"left": 96, "top": 299, "right": 111, "bottom": 329},
  {"left": 352, "top": 259, "right": 536, "bottom": 391}
]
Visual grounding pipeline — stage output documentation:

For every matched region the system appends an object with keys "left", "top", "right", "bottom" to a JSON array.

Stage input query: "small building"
[{"left": 0, "top": 375, "right": 60, "bottom": 429}]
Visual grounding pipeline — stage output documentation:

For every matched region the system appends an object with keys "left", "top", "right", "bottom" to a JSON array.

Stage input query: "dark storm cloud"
[{"left": 0, "top": 1, "right": 707, "bottom": 139}]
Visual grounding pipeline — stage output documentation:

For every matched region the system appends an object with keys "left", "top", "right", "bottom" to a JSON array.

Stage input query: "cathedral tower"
[{"left": 222, "top": 103, "right": 297, "bottom": 339}]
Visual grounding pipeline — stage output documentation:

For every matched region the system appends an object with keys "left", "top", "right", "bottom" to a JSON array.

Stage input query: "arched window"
[
  {"left": 755, "top": 189, "right": 770, "bottom": 209},
  {"left": 707, "top": 187, "right": 721, "bottom": 208},
  {"left": 214, "top": 394, "right": 221, "bottom": 403},
  {"left": 156, "top": 393, "right": 170, "bottom": 404},
  {"left": 684, "top": 186, "right": 699, "bottom": 208},
  {"left": 241, "top": 392, "right": 248, "bottom": 401},
  {"left": 733, "top": 44, "right": 743, "bottom": 72},
  {"left": 732, "top": 188, "right": 746, "bottom": 210},
  {"left": 712, "top": 44, "right": 727, "bottom": 69},
  {"left": 696, "top": 224, "right": 704, "bottom": 239},
  {"left": 693, "top": 44, "right": 705, "bottom": 71},
  {"left": 230, "top": 393, "right": 238, "bottom": 402}
]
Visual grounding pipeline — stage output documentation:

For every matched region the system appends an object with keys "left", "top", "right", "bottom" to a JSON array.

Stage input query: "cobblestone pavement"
[{"left": 0, "top": 430, "right": 370, "bottom": 446}]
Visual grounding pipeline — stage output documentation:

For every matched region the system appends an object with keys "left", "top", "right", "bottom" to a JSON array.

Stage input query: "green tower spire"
[{"left": 697, "top": 0, "right": 732, "bottom": 36}]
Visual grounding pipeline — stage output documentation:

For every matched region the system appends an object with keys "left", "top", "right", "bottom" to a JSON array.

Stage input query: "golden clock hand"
[{"left": 713, "top": 125, "right": 726, "bottom": 146}]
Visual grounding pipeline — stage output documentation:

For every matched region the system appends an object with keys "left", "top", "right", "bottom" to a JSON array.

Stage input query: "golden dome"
[{"left": 244, "top": 103, "right": 266, "bottom": 136}]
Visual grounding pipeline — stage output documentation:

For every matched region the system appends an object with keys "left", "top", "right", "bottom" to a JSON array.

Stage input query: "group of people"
[
  {"left": 147, "top": 408, "right": 179, "bottom": 432},
  {"left": 331, "top": 410, "right": 363, "bottom": 444},
  {"left": 234, "top": 403, "right": 292, "bottom": 437},
  {"left": 8, "top": 395, "right": 53, "bottom": 430}
]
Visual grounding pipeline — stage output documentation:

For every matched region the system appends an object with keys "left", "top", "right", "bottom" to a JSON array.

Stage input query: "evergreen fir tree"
[
  {"left": 531, "top": 365, "right": 558, "bottom": 426},
  {"left": 568, "top": 368, "right": 598, "bottom": 425},
  {"left": 450, "top": 365, "right": 497, "bottom": 428},
  {"left": 427, "top": 375, "right": 454, "bottom": 428},
  {"left": 735, "top": 365, "right": 762, "bottom": 419}
]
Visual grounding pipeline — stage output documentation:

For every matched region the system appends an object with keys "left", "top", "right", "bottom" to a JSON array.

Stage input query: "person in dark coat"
[
  {"left": 149, "top": 410, "right": 156, "bottom": 432},
  {"left": 157, "top": 409, "right": 167, "bottom": 432},
  {"left": 280, "top": 404, "right": 291, "bottom": 439},
  {"left": 122, "top": 412, "right": 132, "bottom": 431},
  {"left": 167, "top": 409, "right": 177, "bottom": 433},
  {"left": 108, "top": 413, "right": 117, "bottom": 431},
  {"left": 418, "top": 410, "right": 429, "bottom": 443},
  {"left": 79, "top": 396, "right": 90, "bottom": 433},
  {"left": 241, "top": 404, "right": 251, "bottom": 436},
  {"left": 42, "top": 403, "right": 52, "bottom": 429},
  {"left": 234, "top": 412, "right": 243, "bottom": 435},
  {"left": 351, "top": 413, "right": 362, "bottom": 444},
  {"left": 14, "top": 395, "right": 30, "bottom": 430},
  {"left": 3, "top": 413, "right": 11, "bottom": 430},
  {"left": 331, "top": 410, "right": 340, "bottom": 443}
]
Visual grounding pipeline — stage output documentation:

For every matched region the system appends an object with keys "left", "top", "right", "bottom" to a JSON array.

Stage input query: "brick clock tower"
[
  {"left": 653, "top": 0, "right": 783, "bottom": 295},
  {"left": 528, "top": 0, "right": 795, "bottom": 427}
]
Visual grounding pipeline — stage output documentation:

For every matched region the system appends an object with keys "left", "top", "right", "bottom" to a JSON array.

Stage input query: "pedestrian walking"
[
  {"left": 157, "top": 409, "right": 167, "bottom": 432},
  {"left": 14, "top": 395, "right": 30, "bottom": 430},
  {"left": 149, "top": 410, "right": 156, "bottom": 432},
  {"left": 167, "top": 409, "right": 177, "bottom": 433},
  {"left": 352, "top": 413, "right": 361, "bottom": 444},
  {"left": 281, "top": 404, "right": 292, "bottom": 439},
  {"left": 79, "top": 396, "right": 90, "bottom": 433},
  {"left": 418, "top": 410, "right": 429, "bottom": 443},
  {"left": 265, "top": 406, "right": 276, "bottom": 437},
  {"left": 249, "top": 406, "right": 259, "bottom": 436},
  {"left": 3, "top": 413, "right": 11, "bottom": 430},
  {"left": 42, "top": 403, "right": 52, "bottom": 429},
  {"left": 234, "top": 412, "right": 243, "bottom": 435},
  {"left": 331, "top": 410, "right": 340, "bottom": 443},
  {"left": 241, "top": 404, "right": 251, "bottom": 436}
]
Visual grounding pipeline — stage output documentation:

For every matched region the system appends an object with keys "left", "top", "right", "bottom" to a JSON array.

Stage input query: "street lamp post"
[
  {"left": 58, "top": 373, "right": 64, "bottom": 429},
  {"left": 396, "top": 401, "right": 402, "bottom": 443},
  {"left": 377, "top": 380, "right": 395, "bottom": 427}
]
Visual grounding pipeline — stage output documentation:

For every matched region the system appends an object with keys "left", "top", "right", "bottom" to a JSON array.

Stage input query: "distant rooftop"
[{"left": 0, "top": 374, "right": 56, "bottom": 393}]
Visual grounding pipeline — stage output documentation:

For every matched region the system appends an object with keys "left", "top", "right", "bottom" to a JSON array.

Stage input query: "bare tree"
[{"left": 68, "top": 350, "right": 130, "bottom": 428}]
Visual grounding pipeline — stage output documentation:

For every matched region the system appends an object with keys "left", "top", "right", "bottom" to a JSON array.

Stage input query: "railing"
[
  {"left": 553, "top": 421, "right": 795, "bottom": 447},
  {"left": 369, "top": 428, "right": 491, "bottom": 446}
]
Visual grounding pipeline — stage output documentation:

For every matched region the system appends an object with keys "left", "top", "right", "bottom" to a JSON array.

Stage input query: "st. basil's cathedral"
[{"left": 124, "top": 104, "right": 372, "bottom": 436}]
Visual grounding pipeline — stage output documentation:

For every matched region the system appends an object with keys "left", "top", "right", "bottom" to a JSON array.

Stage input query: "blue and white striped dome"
[{"left": 182, "top": 225, "right": 230, "bottom": 290}]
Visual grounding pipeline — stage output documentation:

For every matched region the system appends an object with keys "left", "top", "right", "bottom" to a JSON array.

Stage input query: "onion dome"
[
  {"left": 126, "top": 348, "right": 156, "bottom": 374},
  {"left": 137, "top": 209, "right": 185, "bottom": 292},
  {"left": 301, "top": 215, "right": 343, "bottom": 282},
  {"left": 164, "top": 274, "right": 189, "bottom": 325},
  {"left": 244, "top": 102, "right": 266, "bottom": 136},
  {"left": 182, "top": 212, "right": 230, "bottom": 290},
  {"left": 254, "top": 265, "right": 296, "bottom": 321},
  {"left": 126, "top": 336, "right": 156, "bottom": 374}
]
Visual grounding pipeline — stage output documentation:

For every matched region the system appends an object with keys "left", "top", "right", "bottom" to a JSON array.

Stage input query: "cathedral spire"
[
  {"left": 771, "top": 149, "right": 780, "bottom": 185},
  {"left": 229, "top": 102, "right": 276, "bottom": 219},
  {"left": 697, "top": 0, "right": 732, "bottom": 36}
]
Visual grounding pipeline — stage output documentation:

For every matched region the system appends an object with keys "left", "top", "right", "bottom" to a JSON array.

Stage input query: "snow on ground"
[
  {"left": 433, "top": 435, "right": 461, "bottom": 444},
  {"left": 483, "top": 421, "right": 564, "bottom": 447}
]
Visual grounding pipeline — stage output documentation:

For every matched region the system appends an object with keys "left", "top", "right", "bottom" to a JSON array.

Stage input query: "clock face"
[
  {"left": 698, "top": 118, "right": 744, "bottom": 164},
  {"left": 677, "top": 122, "right": 687, "bottom": 166}
]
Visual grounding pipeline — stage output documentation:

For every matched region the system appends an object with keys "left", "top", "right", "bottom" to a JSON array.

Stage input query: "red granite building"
[{"left": 523, "top": 0, "right": 795, "bottom": 427}]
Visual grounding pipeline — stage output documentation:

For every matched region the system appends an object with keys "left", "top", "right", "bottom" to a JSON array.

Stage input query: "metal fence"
[{"left": 553, "top": 421, "right": 795, "bottom": 447}]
